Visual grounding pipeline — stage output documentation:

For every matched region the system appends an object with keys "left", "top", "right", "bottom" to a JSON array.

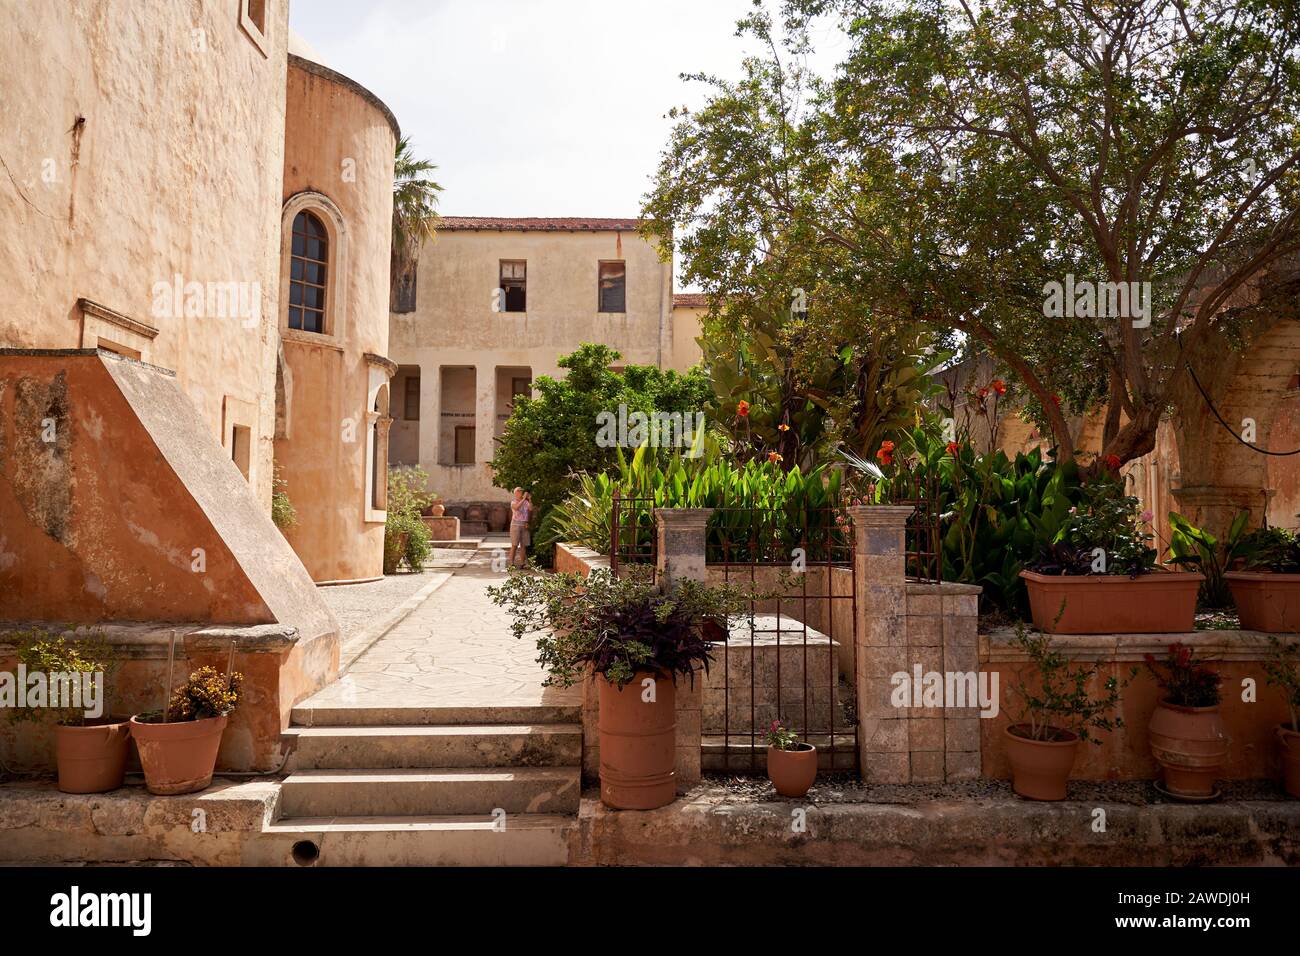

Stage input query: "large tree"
[{"left": 644, "top": 0, "right": 1300, "bottom": 467}]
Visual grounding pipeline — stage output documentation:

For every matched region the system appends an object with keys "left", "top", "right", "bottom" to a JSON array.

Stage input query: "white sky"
[{"left": 287, "top": 0, "right": 768, "bottom": 219}]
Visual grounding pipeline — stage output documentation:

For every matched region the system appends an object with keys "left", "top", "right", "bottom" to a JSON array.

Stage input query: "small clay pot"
[
  {"left": 767, "top": 743, "right": 817, "bottom": 797},
  {"left": 429, "top": 501, "right": 445, "bottom": 517},
  {"left": 130, "top": 714, "right": 228, "bottom": 795},
  {"left": 1147, "top": 700, "right": 1229, "bottom": 800},
  {"left": 1003, "top": 724, "right": 1079, "bottom": 801},
  {"left": 1277, "top": 724, "right": 1300, "bottom": 799},
  {"left": 54, "top": 718, "right": 130, "bottom": 794}
]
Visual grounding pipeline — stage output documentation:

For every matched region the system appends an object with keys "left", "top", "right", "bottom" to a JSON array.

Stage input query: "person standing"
[{"left": 508, "top": 487, "right": 532, "bottom": 568}]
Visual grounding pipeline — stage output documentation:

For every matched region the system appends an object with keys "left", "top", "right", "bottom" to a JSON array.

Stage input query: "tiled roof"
[
  {"left": 438, "top": 216, "right": 644, "bottom": 232},
  {"left": 673, "top": 293, "right": 709, "bottom": 308}
]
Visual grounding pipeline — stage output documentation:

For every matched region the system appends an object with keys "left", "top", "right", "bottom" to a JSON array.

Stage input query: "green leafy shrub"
[
  {"left": 1237, "top": 524, "right": 1300, "bottom": 573},
  {"left": 845, "top": 425, "right": 1086, "bottom": 614},
  {"left": 1264, "top": 637, "right": 1300, "bottom": 733},
  {"left": 6, "top": 630, "right": 114, "bottom": 726},
  {"left": 1036, "top": 480, "right": 1158, "bottom": 578},
  {"left": 271, "top": 465, "right": 297, "bottom": 530},
  {"left": 1005, "top": 624, "right": 1128, "bottom": 742},
  {"left": 487, "top": 566, "right": 747, "bottom": 688},
  {"left": 539, "top": 443, "right": 848, "bottom": 563},
  {"left": 384, "top": 465, "right": 434, "bottom": 573},
  {"left": 1166, "top": 510, "right": 1249, "bottom": 607}
]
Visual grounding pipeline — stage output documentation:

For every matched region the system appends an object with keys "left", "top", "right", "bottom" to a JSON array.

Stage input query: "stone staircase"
[{"left": 246, "top": 702, "right": 582, "bottom": 866}]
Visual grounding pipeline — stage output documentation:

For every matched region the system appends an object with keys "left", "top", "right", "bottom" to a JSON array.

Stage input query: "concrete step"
[
  {"left": 290, "top": 702, "right": 581, "bottom": 727},
  {"left": 279, "top": 767, "right": 581, "bottom": 818},
  {"left": 248, "top": 814, "right": 573, "bottom": 866},
  {"left": 284, "top": 723, "right": 582, "bottom": 770}
]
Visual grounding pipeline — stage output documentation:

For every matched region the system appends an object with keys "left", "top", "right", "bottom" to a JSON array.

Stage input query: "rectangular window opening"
[
  {"left": 599, "top": 261, "right": 626, "bottom": 313},
  {"left": 500, "top": 260, "right": 526, "bottom": 313}
]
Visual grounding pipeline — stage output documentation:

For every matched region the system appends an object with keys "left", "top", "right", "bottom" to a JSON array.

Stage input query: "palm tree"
[{"left": 391, "top": 135, "right": 442, "bottom": 281}]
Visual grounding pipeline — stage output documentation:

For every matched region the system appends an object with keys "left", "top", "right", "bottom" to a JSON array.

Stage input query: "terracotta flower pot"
[
  {"left": 429, "top": 501, "right": 445, "bottom": 517},
  {"left": 130, "top": 714, "right": 228, "bottom": 795},
  {"left": 1225, "top": 572, "right": 1300, "bottom": 632},
  {"left": 598, "top": 672, "right": 676, "bottom": 810},
  {"left": 767, "top": 743, "right": 817, "bottom": 797},
  {"left": 1020, "top": 570, "right": 1203, "bottom": 634},
  {"left": 487, "top": 502, "right": 511, "bottom": 532},
  {"left": 54, "top": 718, "right": 130, "bottom": 794},
  {"left": 1147, "top": 700, "right": 1229, "bottom": 799},
  {"left": 1003, "top": 724, "right": 1079, "bottom": 801},
  {"left": 1277, "top": 724, "right": 1300, "bottom": 798}
]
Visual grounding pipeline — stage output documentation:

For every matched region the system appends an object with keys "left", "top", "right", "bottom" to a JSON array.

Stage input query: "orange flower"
[
  {"left": 1104, "top": 453, "right": 1122, "bottom": 470},
  {"left": 737, "top": 400, "right": 750, "bottom": 418},
  {"left": 946, "top": 441, "right": 959, "bottom": 456},
  {"left": 977, "top": 387, "right": 989, "bottom": 399},
  {"left": 767, "top": 451, "right": 783, "bottom": 464},
  {"left": 875, "top": 440, "right": 895, "bottom": 466},
  {"left": 991, "top": 379, "right": 1007, "bottom": 395},
  {"left": 777, "top": 422, "right": 790, "bottom": 432}
]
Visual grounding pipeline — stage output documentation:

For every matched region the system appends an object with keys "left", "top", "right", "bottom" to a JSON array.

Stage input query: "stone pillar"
[
  {"left": 1171, "top": 484, "right": 1272, "bottom": 540},
  {"left": 474, "top": 364, "right": 496, "bottom": 473},
  {"left": 654, "top": 507, "right": 713, "bottom": 792},
  {"left": 848, "top": 505, "right": 913, "bottom": 783}
]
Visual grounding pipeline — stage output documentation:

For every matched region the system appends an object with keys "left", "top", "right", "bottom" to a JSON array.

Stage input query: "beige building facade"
[{"left": 388, "top": 219, "right": 703, "bottom": 516}]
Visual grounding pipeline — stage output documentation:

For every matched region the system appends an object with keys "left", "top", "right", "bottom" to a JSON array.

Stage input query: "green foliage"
[
  {"left": 1264, "top": 637, "right": 1300, "bottom": 733},
  {"left": 391, "top": 135, "right": 442, "bottom": 279},
  {"left": 490, "top": 343, "right": 713, "bottom": 540},
  {"left": 271, "top": 465, "right": 297, "bottom": 530},
  {"left": 1006, "top": 623, "right": 1128, "bottom": 743},
  {"left": 845, "top": 426, "right": 1085, "bottom": 614},
  {"left": 701, "top": 292, "right": 944, "bottom": 471},
  {"left": 1167, "top": 510, "right": 1250, "bottom": 607},
  {"left": 385, "top": 465, "right": 434, "bottom": 573},
  {"left": 539, "top": 443, "right": 848, "bottom": 562},
  {"left": 644, "top": 1, "right": 1300, "bottom": 466},
  {"left": 1053, "top": 482, "right": 1158, "bottom": 578},
  {"left": 486, "top": 567, "right": 747, "bottom": 688},
  {"left": 7, "top": 630, "right": 114, "bottom": 727},
  {"left": 1143, "top": 643, "right": 1221, "bottom": 708},
  {"left": 765, "top": 719, "right": 801, "bottom": 751},
  {"left": 1238, "top": 524, "right": 1300, "bottom": 574}
]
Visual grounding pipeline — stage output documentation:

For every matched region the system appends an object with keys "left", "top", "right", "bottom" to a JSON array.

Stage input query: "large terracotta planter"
[
  {"left": 54, "top": 718, "right": 130, "bottom": 794},
  {"left": 767, "top": 743, "right": 817, "bottom": 797},
  {"left": 130, "top": 715, "right": 228, "bottom": 795},
  {"left": 1147, "top": 700, "right": 1229, "bottom": 799},
  {"left": 598, "top": 672, "right": 676, "bottom": 810},
  {"left": 1225, "top": 571, "right": 1300, "bottom": 632},
  {"left": 487, "top": 503, "right": 511, "bottom": 532},
  {"left": 1003, "top": 724, "right": 1079, "bottom": 800},
  {"left": 1020, "top": 570, "right": 1204, "bottom": 634},
  {"left": 1278, "top": 725, "right": 1300, "bottom": 798}
]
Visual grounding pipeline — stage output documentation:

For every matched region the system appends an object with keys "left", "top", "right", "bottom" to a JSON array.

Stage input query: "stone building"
[
  {"left": 387, "top": 218, "right": 704, "bottom": 524},
  {"left": 0, "top": 3, "right": 399, "bottom": 769}
]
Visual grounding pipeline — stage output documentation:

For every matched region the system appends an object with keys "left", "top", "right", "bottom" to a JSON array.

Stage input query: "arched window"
[{"left": 289, "top": 211, "right": 328, "bottom": 333}]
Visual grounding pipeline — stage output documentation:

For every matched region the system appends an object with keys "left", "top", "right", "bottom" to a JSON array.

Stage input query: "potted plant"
[
  {"left": 8, "top": 630, "right": 128, "bottom": 794},
  {"left": 489, "top": 566, "right": 743, "bottom": 810},
  {"left": 1166, "top": 509, "right": 1249, "bottom": 609},
  {"left": 1021, "top": 481, "right": 1202, "bottom": 633},
  {"left": 1225, "top": 522, "right": 1300, "bottom": 632},
  {"left": 766, "top": 719, "right": 817, "bottom": 797},
  {"left": 1001, "top": 625, "right": 1126, "bottom": 800},
  {"left": 131, "top": 665, "right": 241, "bottom": 795},
  {"left": 1144, "top": 642, "right": 1228, "bottom": 800},
  {"left": 1263, "top": 636, "right": 1300, "bottom": 798}
]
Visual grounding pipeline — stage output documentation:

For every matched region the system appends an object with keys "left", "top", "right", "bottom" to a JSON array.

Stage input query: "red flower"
[
  {"left": 946, "top": 441, "right": 960, "bottom": 456},
  {"left": 736, "top": 400, "right": 750, "bottom": 418},
  {"left": 991, "top": 379, "right": 1007, "bottom": 396},
  {"left": 767, "top": 451, "right": 783, "bottom": 464},
  {"left": 1104, "top": 454, "right": 1121, "bottom": 470},
  {"left": 1049, "top": 394, "right": 1061, "bottom": 406},
  {"left": 977, "top": 387, "right": 989, "bottom": 399},
  {"left": 875, "top": 441, "right": 894, "bottom": 466}
]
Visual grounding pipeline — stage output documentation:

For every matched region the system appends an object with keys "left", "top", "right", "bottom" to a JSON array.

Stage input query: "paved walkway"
[{"left": 299, "top": 544, "right": 580, "bottom": 712}]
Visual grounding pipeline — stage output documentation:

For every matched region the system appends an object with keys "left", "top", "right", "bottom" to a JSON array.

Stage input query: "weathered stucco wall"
[
  {"left": 274, "top": 56, "right": 397, "bottom": 582},
  {"left": 0, "top": 0, "right": 289, "bottom": 507}
]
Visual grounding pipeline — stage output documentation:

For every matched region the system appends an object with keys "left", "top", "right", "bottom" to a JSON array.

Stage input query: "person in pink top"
[{"left": 508, "top": 487, "right": 532, "bottom": 568}]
